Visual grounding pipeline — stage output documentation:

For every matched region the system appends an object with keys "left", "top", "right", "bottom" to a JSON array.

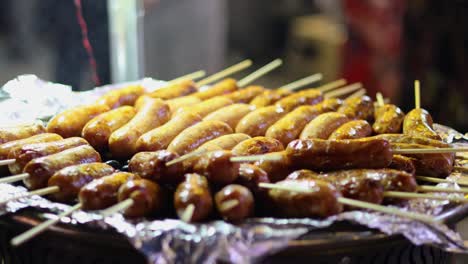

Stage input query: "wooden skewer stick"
[
  {"left": 383, "top": 191, "right": 468, "bottom": 203},
  {"left": 167, "top": 70, "right": 206, "bottom": 85},
  {"left": 0, "top": 159, "right": 15, "bottom": 166},
  {"left": 0, "top": 173, "right": 29, "bottom": 184},
  {"left": 197, "top": 59, "right": 253, "bottom": 86},
  {"left": 393, "top": 147, "right": 468, "bottom": 154},
  {"left": 454, "top": 166, "right": 468, "bottom": 174},
  {"left": 376, "top": 92, "right": 385, "bottom": 107},
  {"left": 100, "top": 198, "right": 134, "bottom": 217},
  {"left": 324, "top": 83, "right": 363, "bottom": 99},
  {"left": 237, "top": 59, "right": 283, "bottom": 87},
  {"left": 315, "top": 78, "right": 347, "bottom": 92},
  {"left": 417, "top": 185, "right": 468, "bottom": 194},
  {"left": 0, "top": 186, "right": 59, "bottom": 205},
  {"left": 166, "top": 149, "right": 205, "bottom": 167},
  {"left": 218, "top": 199, "right": 239, "bottom": 212},
  {"left": 11, "top": 203, "right": 83, "bottom": 246},
  {"left": 230, "top": 153, "right": 283, "bottom": 163},
  {"left": 279, "top": 73, "right": 323, "bottom": 91},
  {"left": 415, "top": 176, "right": 468, "bottom": 187},
  {"left": 414, "top": 80, "right": 421, "bottom": 109},
  {"left": 180, "top": 204, "right": 195, "bottom": 223},
  {"left": 258, "top": 183, "right": 438, "bottom": 224},
  {"left": 346, "top": 88, "right": 367, "bottom": 99}
]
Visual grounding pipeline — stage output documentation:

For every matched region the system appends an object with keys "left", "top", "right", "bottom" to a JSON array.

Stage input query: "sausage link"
[
  {"left": 48, "top": 163, "right": 115, "bottom": 202},
  {"left": 275, "top": 89, "right": 324, "bottom": 111},
  {"left": 193, "top": 150, "right": 239, "bottom": 185},
  {"left": 372, "top": 134, "right": 449, "bottom": 148},
  {"left": 328, "top": 120, "right": 372, "bottom": 140},
  {"left": 82, "top": 106, "right": 136, "bottom": 151},
  {"left": 167, "top": 120, "right": 232, "bottom": 155},
  {"left": 337, "top": 95, "right": 374, "bottom": 121},
  {"left": 174, "top": 173, "right": 213, "bottom": 222},
  {"left": 8, "top": 137, "right": 88, "bottom": 175},
  {"left": 118, "top": 179, "right": 166, "bottom": 217},
  {"left": 389, "top": 155, "right": 416, "bottom": 175},
  {"left": 79, "top": 172, "right": 140, "bottom": 210},
  {"left": 109, "top": 97, "right": 170, "bottom": 159},
  {"left": 95, "top": 85, "right": 145, "bottom": 109},
  {"left": 192, "top": 78, "right": 238, "bottom": 100},
  {"left": 235, "top": 163, "right": 270, "bottom": 195},
  {"left": 372, "top": 104, "right": 405, "bottom": 134},
  {"left": 403, "top": 108, "right": 441, "bottom": 140},
  {"left": 286, "top": 138, "right": 393, "bottom": 171},
  {"left": 299, "top": 112, "right": 349, "bottom": 139},
  {"left": 223, "top": 85, "right": 265, "bottom": 103},
  {"left": 249, "top": 89, "right": 292, "bottom": 107},
  {"left": 0, "top": 123, "right": 45, "bottom": 144},
  {"left": 231, "top": 136, "right": 284, "bottom": 156},
  {"left": 145, "top": 80, "right": 197, "bottom": 100},
  {"left": 47, "top": 104, "right": 110, "bottom": 138},
  {"left": 215, "top": 184, "right": 254, "bottom": 222},
  {"left": 136, "top": 112, "right": 202, "bottom": 152},
  {"left": 204, "top": 104, "right": 255, "bottom": 130},
  {"left": 174, "top": 97, "right": 233, "bottom": 118},
  {"left": 235, "top": 106, "right": 288, "bottom": 137},
  {"left": 23, "top": 145, "right": 102, "bottom": 190},
  {"left": 0, "top": 133, "right": 63, "bottom": 159},
  {"left": 129, "top": 150, "right": 185, "bottom": 184},
  {"left": 254, "top": 151, "right": 292, "bottom": 182},
  {"left": 166, "top": 96, "right": 201, "bottom": 112},
  {"left": 196, "top": 133, "right": 251, "bottom": 152}
]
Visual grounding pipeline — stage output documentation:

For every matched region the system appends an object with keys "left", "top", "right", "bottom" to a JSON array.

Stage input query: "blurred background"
[{"left": 0, "top": 0, "right": 467, "bottom": 134}]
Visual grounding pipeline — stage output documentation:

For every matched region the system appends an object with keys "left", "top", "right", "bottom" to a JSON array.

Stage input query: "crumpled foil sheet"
[{"left": 1, "top": 75, "right": 468, "bottom": 263}]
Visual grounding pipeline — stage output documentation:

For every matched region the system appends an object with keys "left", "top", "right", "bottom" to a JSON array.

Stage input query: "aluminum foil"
[{"left": 1, "top": 75, "right": 468, "bottom": 263}]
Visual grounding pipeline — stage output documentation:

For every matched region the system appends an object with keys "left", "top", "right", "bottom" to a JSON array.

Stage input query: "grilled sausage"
[
  {"left": 203, "top": 104, "right": 256, "bottom": 130},
  {"left": 299, "top": 112, "right": 349, "bottom": 139},
  {"left": 47, "top": 104, "right": 110, "bottom": 138},
  {"left": 193, "top": 150, "right": 239, "bottom": 185},
  {"left": 254, "top": 151, "right": 292, "bottom": 182},
  {"left": 192, "top": 78, "right": 238, "bottom": 100},
  {"left": 275, "top": 89, "right": 324, "bottom": 111},
  {"left": 129, "top": 150, "right": 185, "bottom": 184},
  {"left": 145, "top": 79, "right": 197, "bottom": 100},
  {"left": 328, "top": 120, "right": 372, "bottom": 140},
  {"left": 373, "top": 104, "right": 405, "bottom": 134},
  {"left": 231, "top": 136, "right": 284, "bottom": 156},
  {"left": 249, "top": 89, "right": 292, "bottom": 107},
  {"left": 174, "top": 173, "right": 213, "bottom": 222},
  {"left": 0, "top": 133, "right": 63, "bottom": 159},
  {"left": 0, "top": 122, "right": 45, "bottom": 144},
  {"left": 48, "top": 163, "right": 115, "bottom": 202},
  {"left": 23, "top": 145, "right": 101, "bottom": 190},
  {"left": 337, "top": 95, "right": 374, "bottom": 121},
  {"left": 109, "top": 97, "right": 170, "bottom": 159},
  {"left": 79, "top": 172, "right": 140, "bottom": 210},
  {"left": 82, "top": 106, "right": 136, "bottom": 151},
  {"left": 235, "top": 106, "right": 288, "bottom": 137},
  {"left": 167, "top": 120, "right": 232, "bottom": 155},
  {"left": 166, "top": 96, "right": 201, "bottom": 112},
  {"left": 389, "top": 155, "right": 416, "bottom": 175},
  {"left": 196, "top": 133, "right": 251, "bottom": 152},
  {"left": 95, "top": 84, "right": 145, "bottom": 109},
  {"left": 223, "top": 85, "right": 265, "bottom": 103},
  {"left": 235, "top": 163, "right": 270, "bottom": 195},
  {"left": 118, "top": 179, "right": 166, "bottom": 217},
  {"left": 403, "top": 108, "right": 441, "bottom": 140},
  {"left": 174, "top": 97, "right": 233, "bottom": 118},
  {"left": 372, "top": 134, "right": 449, "bottom": 148},
  {"left": 215, "top": 184, "right": 254, "bottom": 222}
]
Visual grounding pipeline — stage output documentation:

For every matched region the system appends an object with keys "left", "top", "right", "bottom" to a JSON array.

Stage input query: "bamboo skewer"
[
  {"left": 324, "top": 83, "right": 363, "bottom": 99},
  {"left": 393, "top": 148, "right": 468, "bottom": 154},
  {"left": 218, "top": 199, "right": 239, "bottom": 212},
  {"left": 0, "top": 186, "right": 59, "bottom": 205},
  {"left": 415, "top": 176, "right": 468, "bottom": 186},
  {"left": 376, "top": 92, "right": 385, "bottom": 107},
  {"left": 279, "top": 73, "right": 323, "bottom": 91},
  {"left": 237, "top": 59, "right": 283, "bottom": 87},
  {"left": 196, "top": 60, "right": 253, "bottom": 86},
  {"left": 167, "top": 70, "right": 206, "bottom": 85},
  {"left": 230, "top": 153, "right": 283, "bottom": 163},
  {"left": 11, "top": 203, "right": 83, "bottom": 246},
  {"left": 454, "top": 166, "right": 468, "bottom": 174},
  {"left": 347, "top": 88, "right": 366, "bottom": 99},
  {"left": 0, "top": 159, "right": 15, "bottom": 166},
  {"left": 100, "top": 198, "right": 134, "bottom": 217},
  {"left": 414, "top": 80, "right": 421, "bottom": 109},
  {"left": 166, "top": 149, "right": 205, "bottom": 166},
  {"left": 417, "top": 185, "right": 468, "bottom": 194},
  {"left": 383, "top": 191, "right": 468, "bottom": 203},
  {"left": 0, "top": 173, "right": 29, "bottom": 184},
  {"left": 180, "top": 204, "right": 195, "bottom": 223},
  {"left": 316, "top": 79, "right": 347, "bottom": 92}
]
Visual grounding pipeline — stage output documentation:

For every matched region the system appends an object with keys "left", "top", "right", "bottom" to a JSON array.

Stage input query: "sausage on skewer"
[{"left": 0, "top": 123, "right": 45, "bottom": 144}]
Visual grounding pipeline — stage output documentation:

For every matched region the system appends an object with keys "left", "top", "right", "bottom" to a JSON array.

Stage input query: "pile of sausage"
[{"left": 0, "top": 77, "right": 457, "bottom": 223}]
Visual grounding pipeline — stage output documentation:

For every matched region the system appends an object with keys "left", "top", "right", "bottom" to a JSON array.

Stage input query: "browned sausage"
[
  {"left": 95, "top": 85, "right": 145, "bottom": 109},
  {"left": 118, "top": 179, "right": 166, "bottom": 217},
  {"left": 196, "top": 133, "right": 251, "bottom": 152},
  {"left": 249, "top": 89, "right": 292, "bottom": 107},
  {"left": 109, "top": 97, "right": 170, "bottom": 159},
  {"left": 79, "top": 172, "right": 141, "bottom": 210},
  {"left": 192, "top": 78, "right": 238, "bottom": 100},
  {"left": 193, "top": 150, "right": 239, "bottom": 185},
  {"left": 174, "top": 173, "right": 213, "bottom": 222},
  {"left": 47, "top": 163, "right": 115, "bottom": 202},
  {"left": 47, "top": 104, "right": 110, "bottom": 138},
  {"left": 0, "top": 133, "right": 63, "bottom": 159},
  {"left": 174, "top": 97, "right": 233, "bottom": 118},
  {"left": 235, "top": 163, "right": 270, "bottom": 195},
  {"left": 275, "top": 89, "right": 324, "bottom": 111},
  {"left": 129, "top": 150, "right": 185, "bottom": 184},
  {"left": 82, "top": 106, "right": 136, "bottom": 151},
  {"left": 8, "top": 137, "right": 89, "bottom": 175},
  {"left": 389, "top": 155, "right": 416, "bottom": 175},
  {"left": 372, "top": 134, "right": 449, "bottom": 148},
  {"left": 286, "top": 138, "right": 393, "bottom": 171},
  {"left": 136, "top": 112, "right": 202, "bottom": 152},
  {"left": 372, "top": 104, "right": 405, "bottom": 134},
  {"left": 167, "top": 120, "right": 233, "bottom": 155},
  {"left": 203, "top": 104, "right": 255, "bottom": 130},
  {"left": 231, "top": 136, "right": 284, "bottom": 156},
  {"left": 254, "top": 151, "right": 292, "bottom": 182},
  {"left": 299, "top": 112, "right": 349, "bottom": 139},
  {"left": 23, "top": 145, "right": 102, "bottom": 190},
  {"left": 0, "top": 122, "right": 45, "bottom": 144},
  {"left": 403, "top": 108, "right": 441, "bottom": 140},
  {"left": 328, "top": 120, "right": 372, "bottom": 140},
  {"left": 337, "top": 95, "right": 374, "bottom": 121},
  {"left": 215, "top": 184, "right": 254, "bottom": 222},
  {"left": 223, "top": 85, "right": 265, "bottom": 103},
  {"left": 166, "top": 96, "right": 201, "bottom": 112},
  {"left": 145, "top": 79, "right": 197, "bottom": 100},
  {"left": 235, "top": 106, "right": 288, "bottom": 137}
]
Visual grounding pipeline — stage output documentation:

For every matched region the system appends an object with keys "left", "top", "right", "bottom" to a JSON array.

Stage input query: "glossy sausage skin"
[
  {"left": 299, "top": 112, "right": 349, "bottom": 139},
  {"left": 23, "top": 145, "right": 101, "bottom": 190},
  {"left": 109, "top": 97, "right": 170, "bottom": 159},
  {"left": 337, "top": 95, "right": 374, "bottom": 121},
  {"left": 136, "top": 112, "right": 202, "bottom": 152},
  {"left": 79, "top": 172, "right": 140, "bottom": 210},
  {"left": 0, "top": 133, "right": 63, "bottom": 159},
  {"left": 249, "top": 89, "right": 292, "bottom": 107},
  {"left": 328, "top": 120, "right": 372, "bottom": 140},
  {"left": 267, "top": 178, "right": 343, "bottom": 218},
  {"left": 373, "top": 104, "right": 404, "bottom": 134},
  {"left": 47, "top": 104, "right": 110, "bottom": 138},
  {"left": 275, "top": 89, "right": 323, "bottom": 111},
  {"left": 166, "top": 96, "right": 201, "bottom": 112},
  {"left": 192, "top": 78, "right": 238, "bottom": 100},
  {"left": 287, "top": 138, "right": 393, "bottom": 171},
  {"left": 372, "top": 134, "right": 449, "bottom": 148},
  {"left": 0, "top": 123, "right": 45, "bottom": 144},
  {"left": 193, "top": 150, "right": 239, "bottom": 185},
  {"left": 235, "top": 163, "right": 270, "bottom": 195},
  {"left": 235, "top": 106, "right": 287, "bottom": 137},
  {"left": 389, "top": 155, "right": 416, "bottom": 175},
  {"left": 82, "top": 106, "right": 136, "bottom": 151},
  {"left": 95, "top": 85, "right": 145, "bottom": 109},
  {"left": 196, "top": 133, "right": 251, "bottom": 152},
  {"left": 167, "top": 120, "right": 233, "bottom": 155},
  {"left": 231, "top": 136, "right": 284, "bottom": 156},
  {"left": 203, "top": 104, "right": 255, "bottom": 130},
  {"left": 145, "top": 80, "right": 197, "bottom": 100},
  {"left": 215, "top": 184, "right": 254, "bottom": 222},
  {"left": 174, "top": 97, "right": 233, "bottom": 118},
  {"left": 174, "top": 174, "right": 213, "bottom": 222},
  {"left": 403, "top": 108, "right": 441, "bottom": 140},
  {"left": 48, "top": 163, "right": 115, "bottom": 202},
  {"left": 118, "top": 179, "right": 165, "bottom": 217},
  {"left": 129, "top": 150, "right": 185, "bottom": 184},
  {"left": 223, "top": 85, "right": 265, "bottom": 103},
  {"left": 8, "top": 137, "right": 88, "bottom": 175},
  {"left": 254, "top": 151, "right": 292, "bottom": 182}
]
